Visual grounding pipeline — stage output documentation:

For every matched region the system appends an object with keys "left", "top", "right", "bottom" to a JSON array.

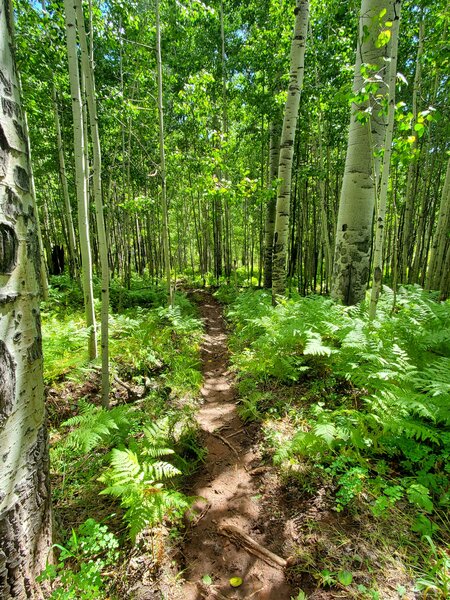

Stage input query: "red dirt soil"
[{"left": 177, "top": 292, "right": 293, "bottom": 600}]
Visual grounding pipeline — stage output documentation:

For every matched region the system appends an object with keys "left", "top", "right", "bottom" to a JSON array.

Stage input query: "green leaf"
[
  {"left": 338, "top": 570, "right": 353, "bottom": 586},
  {"left": 229, "top": 577, "right": 243, "bottom": 587},
  {"left": 375, "top": 29, "right": 391, "bottom": 48},
  {"left": 313, "top": 423, "right": 337, "bottom": 445},
  {"left": 202, "top": 574, "right": 212, "bottom": 585},
  {"left": 406, "top": 484, "right": 434, "bottom": 513}
]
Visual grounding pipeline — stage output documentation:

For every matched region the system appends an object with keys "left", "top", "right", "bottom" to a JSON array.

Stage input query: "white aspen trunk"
[
  {"left": 425, "top": 158, "right": 450, "bottom": 291},
  {"left": 22, "top": 108, "right": 49, "bottom": 300},
  {"left": 401, "top": 20, "right": 424, "bottom": 283},
  {"left": 263, "top": 123, "right": 280, "bottom": 289},
  {"left": 271, "top": 0, "right": 309, "bottom": 301},
  {"left": 0, "top": 2, "right": 52, "bottom": 596},
  {"left": 75, "top": 0, "right": 110, "bottom": 407},
  {"left": 63, "top": 0, "right": 97, "bottom": 358},
  {"left": 331, "top": 0, "right": 393, "bottom": 305},
  {"left": 52, "top": 85, "right": 78, "bottom": 277},
  {"left": 369, "top": 0, "right": 401, "bottom": 320},
  {"left": 156, "top": 0, "right": 173, "bottom": 306}
]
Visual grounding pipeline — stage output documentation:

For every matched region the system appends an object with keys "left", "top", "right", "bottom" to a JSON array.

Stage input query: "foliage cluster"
[
  {"left": 42, "top": 280, "right": 204, "bottom": 598},
  {"left": 225, "top": 286, "right": 450, "bottom": 595},
  {"left": 42, "top": 275, "right": 203, "bottom": 395}
]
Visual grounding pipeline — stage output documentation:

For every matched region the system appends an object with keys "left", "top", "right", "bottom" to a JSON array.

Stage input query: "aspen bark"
[
  {"left": 63, "top": 0, "right": 97, "bottom": 358},
  {"left": 272, "top": 0, "right": 309, "bottom": 301},
  {"left": 331, "top": 0, "right": 393, "bottom": 305},
  {"left": 75, "top": 0, "right": 110, "bottom": 406},
  {"left": 369, "top": 0, "right": 401, "bottom": 319},
  {"left": 401, "top": 20, "right": 424, "bottom": 283},
  {"left": 0, "top": 2, "right": 52, "bottom": 596},
  {"left": 156, "top": 0, "right": 173, "bottom": 305},
  {"left": 263, "top": 123, "right": 280, "bottom": 289},
  {"left": 52, "top": 85, "right": 78, "bottom": 278},
  {"left": 425, "top": 158, "right": 450, "bottom": 291},
  {"left": 22, "top": 108, "right": 49, "bottom": 300}
]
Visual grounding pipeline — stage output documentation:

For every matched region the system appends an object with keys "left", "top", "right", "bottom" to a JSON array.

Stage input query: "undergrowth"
[
  {"left": 225, "top": 285, "right": 450, "bottom": 598},
  {"left": 42, "top": 276, "right": 204, "bottom": 598}
]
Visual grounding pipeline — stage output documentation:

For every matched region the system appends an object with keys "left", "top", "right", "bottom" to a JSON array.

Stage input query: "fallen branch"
[
  {"left": 211, "top": 432, "right": 240, "bottom": 459},
  {"left": 93, "top": 366, "right": 137, "bottom": 399},
  {"left": 218, "top": 524, "right": 287, "bottom": 569},
  {"left": 225, "top": 428, "right": 244, "bottom": 439}
]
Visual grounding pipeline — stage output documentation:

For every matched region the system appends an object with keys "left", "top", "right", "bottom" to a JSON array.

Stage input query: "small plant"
[
  {"left": 99, "top": 418, "right": 192, "bottom": 541},
  {"left": 415, "top": 536, "right": 450, "bottom": 598},
  {"left": 291, "top": 591, "right": 308, "bottom": 600},
  {"left": 38, "top": 519, "right": 119, "bottom": 599}
]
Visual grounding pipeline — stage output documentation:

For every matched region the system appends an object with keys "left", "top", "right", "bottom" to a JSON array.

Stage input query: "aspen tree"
[
  {"left": 271, "top": 0, "right": 309, "bottom": 302},
  {"left": 52, "top": 85, "right": 78, "bottom": 278},
  {"left": 369, "top": 0, "right": 401, "bottom": 320},
  {"left": 401, "top": 21, "right": 424, "bottom": 283},
  {"left": 63, "top": 0, "right": 97, "bottom": 358},
  {"left": 156, "top": 0, "right": 173, "bottom": 305},
  {"left": 331, "top": 0, "right": 394, "bottom": 305},
  {"left": 0, "top": 1, "right": 52, "bottom": 595},
  {"left": 263, "top": 123, "right": 280, "bottom": 289},
  {"left": 426, "top": 158, "right": 450, "bottom": 291},
  {"left": 75, "top": 0, "right": 110, "bottom": 406}
]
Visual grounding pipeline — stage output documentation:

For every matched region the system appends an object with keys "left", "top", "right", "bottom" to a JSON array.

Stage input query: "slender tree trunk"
[
  {"left": 22, "top": 107, "right": 49, "bottom": 299},
  {"left": 425, "top": 158, "right": 450, "bottom": 291},
  {"left": 52, "top": 85, "right": 77, "bottom": 278},
  {"left": 75, "top": 0, "right": 110, "bottom": 406},
  {"left": 369, "top": 0, "right": 401, "bottom": 319},
  {"left": 401, "top": 20, "right": 424, "bottom": 283},
  {"left": 64, "top": 0, "right": 97, "bottom": 358},
  {"left": 0, "top": 3, "right": 52, "bottom": 596},
  {"left": 331, "top": 0, "right": 393, "bottom": 305},
  {"left": 272, "top": 0, "right": 309, "bottom": 302},
  {"left": 263, "top": 123, "right": 280, "bottom": 288},
  {"left": 156, "top": 0, "right": 173, "bottom": 305}
]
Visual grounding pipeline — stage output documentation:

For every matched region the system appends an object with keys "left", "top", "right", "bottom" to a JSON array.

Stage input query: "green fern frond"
[
  {"left": 303, "top": 330, "right": 332, "bottom": 356},
  {"left": 62, "top": 402, "right": 135, "bottom": 453}
]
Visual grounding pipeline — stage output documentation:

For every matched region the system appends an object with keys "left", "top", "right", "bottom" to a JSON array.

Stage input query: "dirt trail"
[{"left": 178, "top": 292, "right": 293, "bottom": 600}]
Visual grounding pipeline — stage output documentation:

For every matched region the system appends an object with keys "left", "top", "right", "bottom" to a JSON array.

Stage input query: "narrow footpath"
[{"left": 179, "top": 292, "right": 293, "bottom": 600}]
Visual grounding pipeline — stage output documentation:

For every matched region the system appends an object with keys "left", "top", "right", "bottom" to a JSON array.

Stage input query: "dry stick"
[
  {"left": 93, "top": 366, "right": 136, "bottom": 398},
  {"left": 225, "top": 428, "right": 244, "bottom": 439},
  {"left": 211, "top": 432, "right": 240, "bottom": 459},
  {"left": 218, "top": 524, "right": 288, "bottom": 569}
]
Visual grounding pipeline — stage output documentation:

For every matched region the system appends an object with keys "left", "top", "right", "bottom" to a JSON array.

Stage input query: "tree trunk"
[
  {"left": 156, "top": 0, "right": 173, "bottom": 305},
  {"left": 331, "top": 0, "right": 393, "bottom": 305},
  {"left": 52, "top": 85, "right": 78, "bottom": 278},
  {"left": 0, "top": 3, "right": 52, "bottom": 596},
  {"left": 272, "top": 0, "right": 309, "bottom": 302},
  {"left": 369, "top": 0, "right": 401, "bottom": 319},
  {"left": 425, "top": 158, "right": 450, "bottom": 291},
  {"left": 263, "top": 123, "right": 280, "bottom": 288},
  {"left": 75, "top": 0, "right": 110, "bottom": 406},
  {"left": 63, "top": 0, "right": 97, "bottom": 358},
  {"left": 400, "top": 20, "right": 424, "bottom": 283}
]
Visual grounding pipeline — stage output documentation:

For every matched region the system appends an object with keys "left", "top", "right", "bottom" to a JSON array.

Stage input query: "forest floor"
[
  {"left": 176, "top": 291, "right": 294, "bottom": 600},
  {"left": 171, "top": 291, "right": 418, "bottom": 600},
  {"left": 44, "top": 288, "right": 424, "bottom": 600}
]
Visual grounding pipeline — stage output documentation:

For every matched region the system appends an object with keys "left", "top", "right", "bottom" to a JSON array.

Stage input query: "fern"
[
  {"left": 227, "top": 286, "right": 450, "bottom": 513},
  {"left": 62, "top": 401, "right": 137, "bottom": 453},
  {"left": 99, "top": 419, "right": 191, "bottom": 541}
]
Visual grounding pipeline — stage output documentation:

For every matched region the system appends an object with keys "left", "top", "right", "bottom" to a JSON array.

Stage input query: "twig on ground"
[
  {"left": 218, "top": 524, "right": 287, "bottom": 569},
  {"left": 225, "top": 428, "right": 244, "bottom": 439},
  {"left": 211, "top": 432, "right": 240, "bottom": 459}
]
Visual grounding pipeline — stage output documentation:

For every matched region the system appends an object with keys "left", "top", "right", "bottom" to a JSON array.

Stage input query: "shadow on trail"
[{"left": 177, "top": 291, "right": 293, "bottom": 600}]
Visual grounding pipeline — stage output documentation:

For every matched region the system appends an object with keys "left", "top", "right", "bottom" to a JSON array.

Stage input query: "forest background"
[{"left": 0, "top": 0, "right": 449, "bottom": 598}]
